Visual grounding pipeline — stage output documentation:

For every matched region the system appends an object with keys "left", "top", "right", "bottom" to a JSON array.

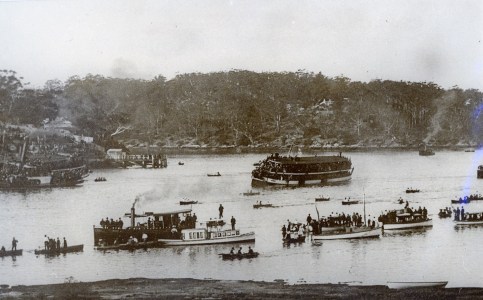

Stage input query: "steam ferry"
[{"left": 251, "top": 152, "right": 353, "bottom": 186}]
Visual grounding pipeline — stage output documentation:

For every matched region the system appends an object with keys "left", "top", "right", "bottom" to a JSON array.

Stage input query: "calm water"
[{"left": 1, "top": 151, "right": 483, "bottom": 287}]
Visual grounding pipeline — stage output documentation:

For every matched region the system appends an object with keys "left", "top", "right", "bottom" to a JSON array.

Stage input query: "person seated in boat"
[
  {"left": 248, "top": 246, "right": 254, "bottom": 254},
  {"left": 170, "top": 226, "right": 178, "bottom": 236},
  {"left": 237, "top": 247, "right": 242, "bottom": 255},
  {"left": 230, "top": 247, "right": 235, "bottom": 255},
  {"left": 0, "top": 246, "right": 5, "bottom": 254},
  {"left": 142, "top": 233, "right": 148, "bottom": 243}
]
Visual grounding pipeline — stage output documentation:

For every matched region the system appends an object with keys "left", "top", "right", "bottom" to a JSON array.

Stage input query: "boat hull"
[
  {"left": 96, "top": 241, "right": 163, "bottom": 251},
  {"left": 342, "top": 201, "right": 359, "bottom": 205},
  {"left": 35, "top": 244, "right": 84, "bottom": 255},
  {"left": 454, "top": 220, "right": 483, "bottom": 226},
  {"left": 313, "top": 227, "right": 381, "bottom": 240},
  {"left": 220, "top": 252, "right": 259, "bottom": 260},
  {"left": 251, "top": 174, "right": 352, "bottom": 186},
  {"left": 158, "top": 232, "right": 255, "bottom": 246},
  {"left": 253, "top": 204, "right": 273, "bottom": 208},
  {"left": 387, "top": 281, "right": 447, "bottom": 289},
  {"left": 383, "top": 219, "right": 433, "bottom": 230},
  {"left": 0, "top": 249, "right": 23, "bottom": 257}
]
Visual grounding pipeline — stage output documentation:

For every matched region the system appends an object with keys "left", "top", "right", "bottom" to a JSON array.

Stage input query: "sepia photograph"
[{"left": 1, "top": 0, "right": 483, "bottom": 298}]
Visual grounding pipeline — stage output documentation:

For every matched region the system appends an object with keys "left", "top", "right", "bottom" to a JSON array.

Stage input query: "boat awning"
[
  {"left": 267, "top": 156, "right": 348, "bottom": 165},
  {"left": 145, "top": 208, "right": 192, "bottom": 217}
]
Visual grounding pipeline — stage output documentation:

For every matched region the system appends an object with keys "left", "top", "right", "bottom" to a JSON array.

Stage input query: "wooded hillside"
[{"left": 1, "top": 69, "right": 482, "bottom": 148}]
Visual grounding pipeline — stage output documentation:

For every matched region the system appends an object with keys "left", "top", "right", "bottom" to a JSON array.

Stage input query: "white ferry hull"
[
  {"left": 387, "top": 281, "right": 447, "bottom": 289},
  {"left": 383, "top": 219, "right": 433, "bottom": 230},
  {"left": 312, "top": 227, "right": 381, "bottom": 240},
  {"left": 158, "top": 232, "right": 255, "bottom": 246},
  {"left": 252, "top": 174, "right": 352, "bottom": 186},
  {"left": 454, "top": 220, "right": 483, "bottom": 226}
]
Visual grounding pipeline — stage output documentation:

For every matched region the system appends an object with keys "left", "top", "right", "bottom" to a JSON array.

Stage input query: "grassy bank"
[{"left": 1, "top": 278, "right": 482, "bottom": 299}]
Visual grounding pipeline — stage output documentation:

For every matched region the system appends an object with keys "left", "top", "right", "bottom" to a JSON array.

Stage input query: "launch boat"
[
  {"left": 379, "top": 209, "right": 432, "bottom": 230},
  {"left": 454, "top": 212, "right": 483, "bottom": 226},
  {"left": 312, "top": 226, "right": 381, "bottom": 240},
  {"left": 93, "top": 200, "right": 197, "bottom": 248},
  {"left": 158, "top": 218, "right": 255, "bottom": 246},
  {"left": 251, "top": 152, "right": 353, "bottom": 186}
]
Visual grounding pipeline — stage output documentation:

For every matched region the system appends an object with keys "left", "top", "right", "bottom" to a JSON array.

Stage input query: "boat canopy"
[
  {"left": 145, "top": 208, "right": 192, "bottom": 217},
  {"left": 124, "top": 208, "right": 192, "bottom": 218},
  {"left": 267, "top": 155, "right": 348, "bottom": 165}
]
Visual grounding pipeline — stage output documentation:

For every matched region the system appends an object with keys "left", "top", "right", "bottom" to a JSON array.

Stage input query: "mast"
[{"left": 363, "top": 193, "right": 366, "bottom": 226}]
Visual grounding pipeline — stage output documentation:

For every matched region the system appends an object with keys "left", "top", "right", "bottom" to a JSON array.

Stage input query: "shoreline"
[{"left": 1, "top": 278, "right": 483, "bottom": 299}]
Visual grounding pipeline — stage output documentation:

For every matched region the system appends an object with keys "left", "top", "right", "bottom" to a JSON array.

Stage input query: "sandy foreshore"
[{"left": 1, "top": 278, "right": 483, "bottom": 299}]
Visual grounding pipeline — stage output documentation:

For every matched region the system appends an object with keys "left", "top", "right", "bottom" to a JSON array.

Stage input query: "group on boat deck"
[
  {"left": 318, "top": 212, "right": 364, "bottom": 227},
  {"left": 453, "top": 193, "right": 483, "bottom": 203},
  {"left": 378, "top": 207, "right": 428, "bottom": 223},
  {"left": 281, "top": 220, "right": 306, "bottom": 240},
  {"left": 100, "top": 218, "right": 124, "bottom": 229},
  {"left": 453, "top": 207, "right": 483, "bottom": 221},
  {"left": 439, "top": 207, "right": 452, "bottom": 216},
  {"left": 43, "top": 235, "right": 67, "bottom": 251},
  {"left": 460, "top": 193, "right": 482, "bottom": 201}
]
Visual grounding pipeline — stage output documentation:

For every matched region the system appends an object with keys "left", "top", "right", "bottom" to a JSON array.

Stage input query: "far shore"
[
  {"left": 1, "top": 278, "right": 482, "bottom": 299},
  {"left": 137, "top": 144, "right": 479, "bottom": 155}
]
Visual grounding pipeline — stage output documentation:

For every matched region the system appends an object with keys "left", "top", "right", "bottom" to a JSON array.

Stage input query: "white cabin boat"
[
  {"left": 380, "top": 209, "right": 432, "bottom": 230},
  {"left": 312, "top": 226, "right": 381, "bottom": 240},
  {"left": 387, "top": 281, "right": 447, "bottom": 289},
  {"left": 158, "top": 219, "right": 255, "bottom": 246},
  {"left": 383, "top": 218, "right": 433, "bottom": 230}
]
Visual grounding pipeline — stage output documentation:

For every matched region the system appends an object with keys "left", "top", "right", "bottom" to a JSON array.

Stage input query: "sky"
[{"left": 0, "top": 0, "right": 482, "bottom": 90}]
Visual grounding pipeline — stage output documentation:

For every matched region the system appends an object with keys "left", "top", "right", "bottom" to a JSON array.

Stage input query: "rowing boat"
[
  {"left": 342, "top": 199, "right": 359, "bottom": 205},
  {"left": 219, "top": 252, "right": 259, "bottom": 260},
  {"left": 0, "top": 249, "right": 22, "bottom": 257}
]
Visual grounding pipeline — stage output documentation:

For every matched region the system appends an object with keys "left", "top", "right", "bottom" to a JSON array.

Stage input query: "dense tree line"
[{"left": 1, "top": 69, "right": 483, "bottom": 148}]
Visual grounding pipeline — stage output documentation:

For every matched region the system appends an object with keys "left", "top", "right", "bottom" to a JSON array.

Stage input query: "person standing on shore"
[{"left": 63, "top": 237, "right": 67, "bottom": 248}]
